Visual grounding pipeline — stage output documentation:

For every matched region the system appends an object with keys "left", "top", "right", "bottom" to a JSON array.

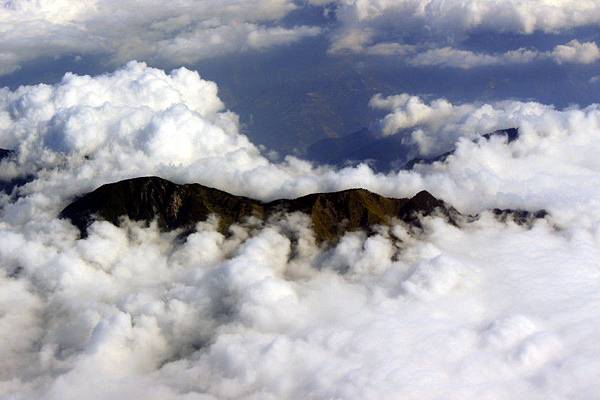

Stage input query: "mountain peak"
[
  {"left": 60, "top": 176, "right": 546, "bottom": 243},
  {"left": 60, "top": 177, "right": 457, "bottom": 242}
]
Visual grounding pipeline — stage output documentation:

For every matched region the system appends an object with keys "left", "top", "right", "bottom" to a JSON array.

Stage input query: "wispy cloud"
[{"left": 0, "top": 0, "right": 321, "bottom": 75}]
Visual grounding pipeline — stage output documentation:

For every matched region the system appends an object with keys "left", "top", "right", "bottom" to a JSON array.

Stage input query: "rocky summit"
[{"left": 60, "top": 176, "right": 460, "bottom": 242}]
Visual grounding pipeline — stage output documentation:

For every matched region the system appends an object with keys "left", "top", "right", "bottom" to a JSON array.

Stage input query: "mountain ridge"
[
  {"left": 60, "top": 176, "right": 547, "bottom": 243},
  {"left": 60, "top": 176, "right": 458, "bottom": 242}
]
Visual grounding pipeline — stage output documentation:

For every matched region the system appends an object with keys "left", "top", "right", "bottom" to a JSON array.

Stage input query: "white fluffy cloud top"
[{"left": 2, "top": 63, "right": 600, "bottom": 399}]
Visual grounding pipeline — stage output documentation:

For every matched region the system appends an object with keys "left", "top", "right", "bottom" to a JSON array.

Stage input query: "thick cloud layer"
[
  {"left": 0, "top": 0, "right": 320, "bottom": 75},
  {"left": 3, "top": 205, "right": 600, "bottom": 399},
  {"left": 3, "top": 206, "right": 600, "bottom": 399},
  {"left": 2, "top": 64, "right": 600, "bottom": 399}
]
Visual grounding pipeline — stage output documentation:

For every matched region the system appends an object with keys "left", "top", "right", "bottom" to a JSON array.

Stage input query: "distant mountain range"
[
  {"left": 305, "top": 127, "right": 519, "bottom": 171},
  {"left": 403, "top": 128, "right": 519, "bottom": 169},
  {"left": 305, "top": 127, "right": 414, "bottom": 171}
]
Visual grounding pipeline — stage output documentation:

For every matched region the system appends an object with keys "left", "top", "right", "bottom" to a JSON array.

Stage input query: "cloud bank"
[
  {"left": 317, "top": 0, "right": 600, "bottom": 71},
  {"left": 0, "top": 0, "right": 321, "bottom": 75},
  {"left": 2, "top": 63, "right": 600, "bottom": 399},
  {"left": 2, "top": 0, "right": 599, "bottom": 76},
  {"left": 319, "top": 0, "right": 600, "bottom": 39}
]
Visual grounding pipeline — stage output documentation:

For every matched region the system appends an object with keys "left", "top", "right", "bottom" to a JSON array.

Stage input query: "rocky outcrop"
[{"left": 491, "top": 208, "right": 549, "bottom": 226}]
